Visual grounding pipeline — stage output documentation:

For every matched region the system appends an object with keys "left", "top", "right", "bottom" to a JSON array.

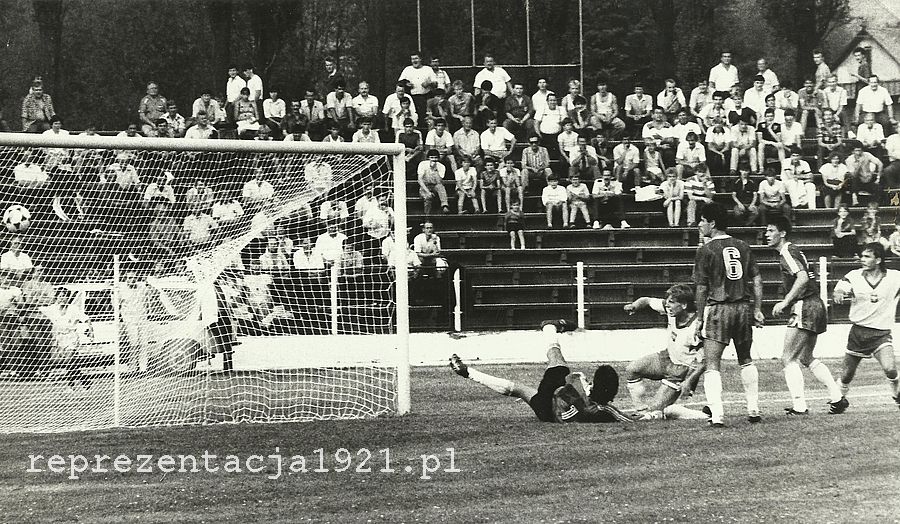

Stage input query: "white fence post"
[
  {"left": 819, "top": 256, "right": 829, "bottom": 309},
  {"left": 576, "top": 262, "right": 586, "bottom": 329},
  {"left": 453, "top": 269, "right": 462, "bottom": 332}
]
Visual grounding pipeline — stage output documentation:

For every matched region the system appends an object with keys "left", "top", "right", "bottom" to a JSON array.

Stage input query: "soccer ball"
[{"left": 3, "top": 205, "right": 31, "bottom": 233}]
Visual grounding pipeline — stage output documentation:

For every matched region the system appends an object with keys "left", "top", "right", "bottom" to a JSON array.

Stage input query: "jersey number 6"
[{"left": 722, "top": 247, "right": 743, "bottom": 280}]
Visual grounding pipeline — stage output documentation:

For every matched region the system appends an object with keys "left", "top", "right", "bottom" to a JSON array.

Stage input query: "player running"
[
  {"left": 693, "top": 203, "right": 764, "bottom": 427},
  {"left": 449, "top": 320, "right": 632, "bottom": 423},
  {"left": 765, "top": 216, "right": 848, "bottom": 415},
  {"left": 623, "top": 284, "right": 708, "bottom": 421},
  {"left": 832, "top": 242, "right": 900, "bottom": 410}
]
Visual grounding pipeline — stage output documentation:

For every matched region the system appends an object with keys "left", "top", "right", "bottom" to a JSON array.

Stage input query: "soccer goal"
[{"left": 0, "top": 132, "right": 409, "bottom": 433}]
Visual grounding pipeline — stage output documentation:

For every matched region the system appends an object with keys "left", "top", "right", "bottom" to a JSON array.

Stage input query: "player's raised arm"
[
  {"left": 833, "top": 277, "right": 854, "bottom": 304},
  {"left": 623, "top": 296, "right": 661, "bottom": 315}
]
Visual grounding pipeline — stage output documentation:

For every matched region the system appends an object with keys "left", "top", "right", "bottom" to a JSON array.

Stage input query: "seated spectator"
[
  {"left": 322, "top": 122, "right": 345, "bottom": 143},
  {"left": 726, "top": 94, "right": 757, "bottom": 128},
  {"left": 624, "top": 84, "right": 653, "bottom": 137},
  {"left": 704, "top": 120, "right": 730, "bottom": 174},
  {"left": 474, "top": 80, "right": 503, "bottom": 131},
  {"left": 480, "top": 117, "right": 515, "bottom": 161},
  {"left": 397, "top": 118, "right": 424, "bottom": 170},
  {"left": 242, "top": 262, "right": 293, "bottom": 334},
  {"left": 143, "top": 173, "right": 176, "bottom": 207},
  {"left": 503, "top": 82, "right": 534, "bottom": 141},
  {"left": 591, "top": 169, "right": 629, "bottom": 230},
  {"left": 757, "top": 169, "right": 790, "bottom": 224},
  {"left": 354, "top": 187, "right": 378, "bottom": 220},
  {"left": 313, "top": 221, "right": 347, "bottom": 269},
  {"left": 820, "top": 152, "right": 849, "bottom": 209},
  {"left": 326, "top": 83, "right": 354, "bottom": 139},
  {"left": 888, "top": 215, "right": 900, "bottom": 259},
  {"left": 816, "top": 108, "right": 844, "bottom": 168},
  {"left": 351, "top": 117, "right": 380, "bottom": 143},
  {"left": 660, "top": 168, "right": 685, "bottom": 227},
  {"left": 454, "top": 156, "right": 481, "bottom": 214},
  {"left": 743, "top": 76, "right": 768, "bottom": 119},
  {"left": 532, "top": 78, "right": 554, "bottom": 117},
  {"left": 730, "top": 120, "right": 758, "bottom": 173},
  {"left": 479, "top": 157, "right": 503, "bottom": 214},
  {"left": 566, "top": 174, "right": 591, "bottom": 227},
  {"left": 413, "top": 221, "right": 447, "bottom": 273},
  {"left": 689, "top": 79, "right": 712, "bottom": 123},
  {"left": 453, "top": 115, "right": 482, "bottom": 171},
  {"left": 612, "top": 136, "right": 641, "bottom": 187},
  {"left": 162, "top": 103, "right": 186, "bottom": 138},
  {"left": 382, "top": 82, "right": 416, "bottom": 134},
  {"left": 417, "top": 149, "right": 450, "bottom": 215},
  {"left": 671, "top": 109, "right": 703, "bottom": 146},
  {"left": 259, "top": 237, "right": 291, "bottom": 271},
  {"left": 425, "top": 88, "right": 450, "bottom": 130},
  {"left": 642, "top": 108, "right": 675, "bottom": 163},
  {"left": 534, "top": 94, "right": 567, "bottom": 154},
  {"left": 779, "top": 110, "right": 804, "bottom": 154},
  {"left": 103, "top": 153, "right": 141, "bottom": 195},
  {"left": 860, "top": 202, "right": 888, "bottom": 248},
  {"left": 362, "top": 194, "right": 394, "bottom": 240},
  {"left": 185, "top": 111, "right": 217, "bottom": 139},
  {"left": 182, "top": 205, "right": 216, "bottom": 245},
  {"left": 192, "top": 89, "right": 221, "bottom": 123},
  {"left": 885, "top": 122, "right": 900, "bottom": 199},
  {"left": 504, "top": 201, "right": 525, "bottom": 249},
  {"left": 293, "top": 238, "right": 324, "bottom": 271},
  {"left": 139, "top": 82, "right": 168, "bottom": 136},
  {"left": 234, "top": 87, "right": 260, "bottom": 138},
  {"left": 351, "top": 81, "right": 380, "bottom": 130},
  {"left": 781, "top": 147, "right": 816, "bottom": 209},
  {"left": 262, "top": 87, "right": 286, "bottom": 139},
  {"left": 845, "top": 143, "right": 883, "bottom": 206},
  {"left": 541, "top": 174, "right": 569, "bottom": 228},
  {"left": 21, "top": 265, "right": 54, "bottom": 308},
  {"left": 151, "top": 117, "right": 175, "bottom": 139},
  {"left": 147, "top": 202, "right": 181, "bottom": 259},
  {"left": 339, "top": 243, "right": 365, "bottom": 277},
  {"left": 699, "top": 91, "right": 729, "bottom": 129},
  {"left": 41, "top": 116, "right": 71, "bottom": 170},
  {"left": 730, "top": 167, "right": 759, "bottom": 225},
  {"left": 797, "top": 79, "right": 823, "bottom": 131},
  {"left": 0, "top": 236, "right": 34, "bottom": 278},
  {"left": 757, "top": 108, "right": 785, "bottom": 168},
  {"left": 117, "top": 122, "right": 142, "bottom": 139},
  {"left": 657, "top": 79, "right": 686, "bottom": 122},
  {"left": 590, "top": 80, "right": 626, "bottom": 139},
  {"left": 425, "top": 118, "right": 457, "bottom": 172},
  {"left": 447, "top": 80, "right": 475, "bottom": 134},
  {"left": 640, "top": 141, "right": 665, "bottom": 185},
  {"left": 521, "top": 136, "right": 552, "bottom": 185},
  {"left": 499, "top": 157, "right": 525, "bottom": 212},
  {"left": 856, "top": 112, "right": 886, "bottom": 157},
  {"left": 854, "top": 75, "right": 895, "bottom": 131},
  {"left": 822, "top": 75, "right": 849, "bottom": 132},
  {"left": 242, "top": 169, "right": 275, "bottom": 207},
  {"left": 13, "top": 149, "right": 47, "bottom": 188},
  {"left": 685, "top": 165, "right": 715, "bottom": 226},
  {"left": 569, "top": 135, "right": 601, "bottom": 183},
  {"left": 676, "top": 132, "right": 707, "bottom": 180},
  {"left": 831, "top": 205, "right": 857, "bottom": 258},
  {"left": 775, "top": 83, "right": 800, "bottom": 114},
  {"left": 211, "top": 191, "right": 245, "bottom": 225},
  {"left": 557, "top": 118, "right": 580, "bottom": 166},
  {"left": 283, "top": 122, "right": 311, "bottom": 142},
  {"left": 212, "top": 94, "right": 229, "bottom": 125},
  {"left": 319, "top": 198, "right": 349, "bottom": 223},
  {"left": 185, "top": 178, "right": 215, "bottom": 212},
  {"left": 21, "top": 79, "right": 55, "bottom": 133}
]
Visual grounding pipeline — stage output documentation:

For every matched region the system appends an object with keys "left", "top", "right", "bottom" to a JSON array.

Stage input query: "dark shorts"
[
  {"left": 528, "top": 365, "right": 570, "bottom": 422},
  {"left": 506, "top": 223, "right": 523, "bottom": 233},
  {"left": 786, "top": 297, "right": 828, "bottom": 335},
  {"left": 702, "top": 302, "right": 753, "bottom": 360},
  {"left": 846, "top": 324, "right": 893, "bottom": 358}
]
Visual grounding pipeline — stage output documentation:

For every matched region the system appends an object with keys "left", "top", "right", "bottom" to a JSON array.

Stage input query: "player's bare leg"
[
  {"left": 625, "top": 354, "right": 666, "bottom": 412},
  {"left": 872, "top": 345, "right": 900, "bottom": 408},
  {"left": 449, "top": 354, "right": 537, "bottom": 401},
  {"left": 839, "top": 354, "right": 863, "bottom": 398},
  {"left": 702, "top": 339, "right": 728, "bottom": 426}
]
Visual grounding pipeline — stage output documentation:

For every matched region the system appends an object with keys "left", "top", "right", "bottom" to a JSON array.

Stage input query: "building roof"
[{"left": 833, "top": 27, "right": 900, "bottom": 69}]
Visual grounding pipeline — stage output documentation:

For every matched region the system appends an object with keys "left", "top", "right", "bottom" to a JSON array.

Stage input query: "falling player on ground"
[
  {"left": 449, "top": 320, "right": 632, "bottom": 423},
  {"left": 623, "top": 284, "right": 709, "bottom": 421},
  {"left": 693, "top": 203, "right": 764, "bottom": 427},
  {"left": 832, "top": 242, "right": 900, "bottom": 410},
  {"left": 765, "top": 216, "right": 848, "bottom": 415}
]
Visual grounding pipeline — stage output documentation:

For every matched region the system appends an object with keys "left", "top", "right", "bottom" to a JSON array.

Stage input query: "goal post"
[{"left": 0, "top": 132, "right": 410, "bottom": 433}]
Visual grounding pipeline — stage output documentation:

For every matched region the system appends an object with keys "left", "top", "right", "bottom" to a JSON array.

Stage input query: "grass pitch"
[{"left": 0, "top": 359, "right": 898, "bottom": 523}]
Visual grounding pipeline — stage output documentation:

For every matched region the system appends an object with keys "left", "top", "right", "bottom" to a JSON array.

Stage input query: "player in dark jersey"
[
  {"left": 765, "top": 216, "right": 848, "bottom": 415},
  {"left": 449, "top": 320, "right": 631, "bottom": 423},
  {"left": 693, "top": 203, "right": 764, "bottom": 426}
]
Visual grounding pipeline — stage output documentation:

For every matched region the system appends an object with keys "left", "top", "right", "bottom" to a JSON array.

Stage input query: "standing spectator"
[
  {"left": 757, "top": 169, "right": 790, "bottom": 223},
  {"left": 660, "top": 168, "right": 685, "bottom": 227},
  {"left": 743, "top": 76, "right": 769, "bottom": 118},
  {"left": 685, "top": 165, "right": 715, "bottom": 226},
  {"left": 417, "top": 149, "right": 450, "bottom": 215},
  {"left": 0, "top": 237, "right": 34, "bottom": 277},
  {"left": 425, "top": 118, "right": 457, "bottom": 172},
  {"left": 500, "top": 158, "right": 525, "bottom": 212},
  {"left": 612, "top": 136, "right": 640, "bottom": 185},
  {"left": 325, "top": 83, "right": 354, "bottom": 139},
  {"left": 813, "top": 50, "right": 831, "bottom": 90},
  {"left": 623, "top": 84, "right": 653, "bottom": 137},
  {"left": 816, "top": 108, "right": 844, "bottom": 168},
  {"left": 226, "top": 66, "right": 247, "bottom": 118},
  {"left": 454, "top": 156, "right": 480, "bottom": 214},
  {"left": 730, "top": 167, "right": 759, "bottom": 225},
  {"left": 21, "top": 79, "right": 56, "bottom": 133},
  {"left": 162, "top": 103, "right": 186, "bottom": 138},
  {"left": 857, "top": 112, "right": 887, "bottom": 157},
  {"left": 504, "top": 201, "right": 525, "bottom": 249},
  {"left": 708, "top": 51, "right": 739, "bottom": 92},
  {"left": 521, "top": 136, "right": 552, "bottom": 185},
  {"left": 657, "top": 79, "right": 686, "bottom": 122},
  {"left": 320, "top": 57, "right": 346, "bottom": 99},
  {"left": 138, "top": 81, "right": 167, "bottom": 136},
  {"left": 447, "top": 80, "right": 475, "bottom": 134},
  {"left": 453, "top": 115, "right": 482, "bottom": 171},
  {"left": 352, "top": 117, "right": 380, "bottom": 144},
  {"left": 822, "top": 75, "right": 849, "bottom": 132},
  {"left": 849, "top": 48, "right": 872, "bottom": 91},
  {"left": 262, "top": 87, "right": 286, "bottom": 139},
  {"left": 430, "top": 57, "right": 452, "bottom": 92},
  {"left": 566, "top": 174, "right": 591, "bottom": 227},
  {"left": 755, "top": 58, "right": 779, "bottom": 94},
  {"left": 351, "top": 81, "right": 380, "bottom": 129},
  {"left": 503, "top": 83, "right": 534, "bottom": 141},
  {"left": 480, "top": 117, "right": 516, "bottom": 161},
  {"left": 831, "top": 205, "right": 857, "bottom": 258},
  {"left": 300, "top": 89, "right": 327, "bottom": 140},
  {"left": 781, "top": 147, "right": 816, "bottom": 209},
  {"left": 730, "top": 120, "right": 758, "bottom": 174},
  {"left": 531, "top": 78, "right": 554, "bottom": 118},
  {"left": 474, "top": 54, "right": 512, "bottom": 101},
  {"left": 821, "top": 152, "right": 849, "bottom": 208},
  {"left": 243, "top": 64, "right": 264, "bottom": 115},
  {"left": 541, "top": 175, "right": 568, "bottom": 228},
  {"left": 591, "top": 169, "right": 629, "bottom": 230},
  {"left": 797, "top": 79, "right": 823, "bottom": 131},
  {"left": 845, "top": 143, "right": 883, "bottom": 206},
  {"left": 479, "top": 157, "right": 502, "bottom": 214},
  {"left": 689, "top": 79, "right": 712, "bottom": 123},
  {"left": 534, "top": 94, "right": 567, "bottom": 154},
  {"left": 398, "top": 51, "right": 436, "bottom": 119},
  {"left": 676, "top": 131, "right": 707, "bottom": 179}
]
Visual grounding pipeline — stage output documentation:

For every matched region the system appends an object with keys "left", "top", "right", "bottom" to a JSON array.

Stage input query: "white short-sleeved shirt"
[
  {"left": 708, "top": 63, "right": 739, "bottom": 92},
  {"left": 0, "top": 251, "right": 33, "bottom": 273},
  {"left": 480, "top": 127, "right": 514, "bottom": 152},
  {"left": 263, "top": 98, "right": 286, "bottom": 119},
  {"left": 820, "top": 163, "right": 849, "bottom": 185},
  {"left": 760, "top": 69, "right": 780, "bottom": 94},
  {"left": 613, "top": 144, "right": 640, "bottom": 165},
  {"left": 648, "top": 298, "right": 702, "bottom": 367},
  {"left": 856, "top": 123, "right": 885, "bottom": 145},
  {"left": 676, "top": 142, "right": 707, "bottom": 165},
  {"left": 822, "top": 87, "right": 848, "bottom": 113},
  {"left": 226, "top": 76, "right": 247, "bottom": 103},
  {"left": 531, "top": 89, "right": 554, "bottom": 116},
  {"left": 246, "top": 74, "right": 264, "bottom": 101},
  {"left": 474, "top": 67, "right": 512, "bottom": 98},
  {"left": 856, "top": 86, "right": 893, "bottom": 114},
  {"left": 780, "top": 122, "right": 804, "bottom": 147},
  {"left": 399, "top": 65, "right": 437, "bottom": 96},
  {"left": 314, "top": 232, "right": 347, "bottom": 265},
  {"left": 426, "top": 129, "right": 454, "bottom": 150},
  {"left": 834, "top": 269, "right": 900, "bottom": 330},
  {"left": 536, "top": 106, "right": 567, "bottom": 134},
  {"left": 671, "top": 121, "right": 703, "bottom": 143},
  {"left": 352, "top": 94, "right": 380, "bottom": 118},
  {"left": 757, "top": 179, "right": 786, "bottom": 204}
]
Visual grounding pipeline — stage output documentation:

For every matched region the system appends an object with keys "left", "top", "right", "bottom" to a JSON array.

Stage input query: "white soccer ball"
[{"left": 3, "top": 204, "right": 31, "bottom": 233}]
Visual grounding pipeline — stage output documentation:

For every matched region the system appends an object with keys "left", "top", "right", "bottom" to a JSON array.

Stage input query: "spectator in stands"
[
  {"left": 730, "top": 167, "right": 759, "bottom": 225},
  {"left": 612, "top": 136, "right": 640, "bottom": 187},
  {"left": 676, "top": 131, "right": 707, "bottom": 180},
  {"left": 857, "top": 112, "right": 887, "bottom": 157},
  {"left": 757, "top": 168, "right": 789, "bottom": 224},
  {"left": 185, "top": 111, "right": 217, "bottom": 139},
  {"left": 259, "top": 237, "right": 290, "bottom": 271},
  {"left": 757, "top": 108, "right": 785, "bottom": 168},
  {"left": 104, "top": 152, "right": 141, "bottom": 195},
  {"left": 643, "top": 108, "right": 675, "bottom": 165},
  {"left": 362, "top": 194, "right": 394, "bottom": 242},
  {"left": 182, "top": 204, "right": 216, "bottom": 245},
  {"left": 699, "top": 91, "right": 728, "bottom": 129},
  {"left": 143, "top": 173, "right": 176, "bottom": 207},
  {"left": 685, "top": 164, "right": 715, "bottom": 226},
  {"left": 262, "top": 87, "right": 286, "bottom": 139},
  {"left": 889, "top": 216, "right": 900, "bottom": 258},
  {"left": 781, "top": 146, "right": 816, "bottom": 209},
  {"left": 822, "top": 75, "right": 849, "bottom": 132},
  {"left": 797, "top": 79, "right": 823, "bottom": 131},
  {"left": 453, "top": 115, "right": 482, "bottom": 171},
  {"left": 726, "top": 94, "right": 757, "bottom": 128},
  {"left": 226, "top": 66, "right": 247, "bottom": 118},
  {"left": 430, "top": 57, "right": 451, "bottom": 92},
  {"left": 351, "top": 81, "right": 380, "bottom": 130},
  {"left": 116, "top": 123, "right": 141, "bottom": 140},
  {"left": 670, "top": 109, "right": 703, "bottom": 146},
  {"left": 12, "top": 149, "right": 46, "bottom": 188},
  {"left": 885, "top": 122, "right": 900, "bottom": 194},
  {"left": 500, "top": 157, "right": 525, "bottom": 211},
  {"left": 657, "top": 79, "right": 686, "bottom": 122},
  {"left": 521, "top": 135, "right": 552, "bottom": 185},
  {"left": 319, "top": 196, "right": 349, "bottom": 224},
  {"left": 831, "top": 205, "right": 857, "bottom": 258},
  {"left": 568, "top": 95, "right": 593, "bottom": 134},
  {"left": 398, "top": 118, "right": 424, "bottom": 171},
  {"left": 381, "top": 228, "right": 420, "bottom": 270},
  {"left": 41, "top": 116, "right": 71, "bottom": 170},
  {"left": 185, "top": 178, "right": 215, "bottom": 212},
  {"left": 474, "top": 54, "right": 512, "bottom": 102},
  {"left": 503, "top": 82, "right": 534, "bottom": 141},
  {"left": 447, "top": 80, "right": 475, "bottom": 134},
  {"left": 541, "top": 174, "right": 568, "bottom": 228},
  {"left": 816, "top": 108, "right": 844, "bottom": 168},
  {"left": 425, "top": 88, "right": 451, "bottom": 130},
  {"left": 730, "top": 120, "right": 758, "bottom": 174},
  {"left": 505, "top": 201, "right": 525, "bottom": 249},
  {"left": 161, "top": 102, "right": 186, "bottom": 138},
  {"left": 755, "top": 58, "right": 779, "bottom": 94},
  {"left": 779, "top": 110, "right": 803, "bottom": 152},
  {"left": 850, "top": 48, "right": 872, "bottom": 92},
  {"left": 351, "top": 117, "right": 380, "bottom": 144},
  {"left": 390, "top": 96, "right": 417, "bottom": 135},
  {"left": 354, "top": 187, "right": 378, "bottom": 221},
  {"left": 425, "top": 118, "right": 456, "bottom": 172},
  {"left": 138, "top": 81, "right": 167, "bottom": 136},
  {"left": 532, "top": 78, "right": 554, "bottom": 118},
  {"left": 0, "top": 108, "right": 10, "bottom": 132},
  {"left": 764, "top": 93, "right": 785, "bottom": 124},
  {"left": 813, "top": 50, "right": 831, "bottom": 90},
  {"left": 566, "top": 174, "right": 591, "bottom": 227},
  {"left": 150, "top": 117, "right": 173, "bottom": 139},
  {"left": 821, "top": 152, "right": 849, "bottom": 209},
  {"left": 322, "top": 122, "right": 344, "bottom": 143},
  {"left": 192, "top": 88, "right": 221, "bottom": 123},
  {"left": 775, "top": 83, "right": 799, "bottom": 114},
  {"left": 293, "top": 238, "right": 323, "bottom": 271},
  {"left": 591, "top": 169, "right": 629, "bottom": 230},
  {"left": 301, "top": 89, "right": 327, "bottom": 140},
  {"left": 860, "top": 202, "right": 888, "bottom": 248},
  {"left": 569, "top": 135, "right": 601, "bottom": 180},
  {"left": 211, "top": 191, "right": 244, "bottom": 225},
  {"left": 659, "top": 168, "right": 684, "bottom": 227},
  {"left": 480, "top": 117, "right": 515, "bottom": 162},
  {"left": 234, "top": 87, "right": 260, "bottom": 138},
  {"left": 413, "top": 221, "right": 448, "bottom": 274},
  {"left": 643, "top": 141, "right": 665, "bottom": 183},
  {"left": 480, "top": 157, "right": 502, "bottom": 214},
  {"left": 321, "top": 57, "right": 345, "bottom": 99},
  {"left": 242, "top": 64, "right": 264, "bottom": 112},
  {"left": 283, "top": 122, "right": 311, "bottom": 142},
  {"left": 474, "top": 80, "right": 503, "bottom": 131},
  {"left": 559, "top": 80, "right": 582, "bottom": 114},
  {"left": 743, "top": 75, "right": 768, "bottom": 118},
  {"left": 21, "top": 79, "right": 57, "bottom": 133},
  {"left": 845, "top": 143, "right": 883, "bottom": 206},
  {"left": 242, "top": 168, "right": 275, "bottom": 207},
  {"left": 455, "top": 155, "right": 480, "bottom": 214},
  {"left": 21, "top": 265, "right": 54, "bottom": 308},
  {"left": 0, "top": 236, "right": 34, "bottom": 277},
  {"left": 689, "top": 79, "right": 712, "bottom": 123},
  {"left": 417, "top": 149, "right": 450, "bottom": 215},
  {"left": 326, "top": 83, "right": 354, "bottom": 139},
  {"left": 313, "top": 221, "right": 347, "bottom": 270},
  {"left": 589, "top": 80, "right": 625, "bottom": 139},
  {"left": 398, "top": 51, "right": 436, "bottom": 120},
  {"left": 709, "top": 51, "right": 739, "bottom": 92},
  {"left": 624, "top": 84, "right": 653, "bottom": 137},
  {"left": 534, "top": 94, "right": 566, "bottom": 155},
  {"left": 557, "top": 119, "right": 580, "bottom": 166}
]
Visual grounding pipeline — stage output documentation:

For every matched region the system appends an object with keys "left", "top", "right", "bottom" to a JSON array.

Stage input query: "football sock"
[
  {"left": 741, "top": 363, "right": 760, "bottom": 414},
  {"left": 541, "top": 324, "right": 559, "bottom": 348},
  {"left": 809, "top": 359, "right": 842, "bottom": 403},
  {"left": 626, "top": 379, "right": 648, "bottom": 410},
  {"left": 783, "top": 361, "right": 807, "bottom": 412},
  {"left": 840, "top": 381, "right": 851, "bottom": 397},
  {"left": 468, "top": 369, "right": 515, "bottom": 396},
  {"left": 704, "top": 370, "right": 724, "bottom": 422},
  {"left": 886, "top": 370, "right": 899, "bottom": 397}
]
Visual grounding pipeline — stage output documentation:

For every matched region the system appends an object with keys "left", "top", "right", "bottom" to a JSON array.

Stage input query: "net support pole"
[
  {"left": 393, "top": 152, "right": 411, "bottom": 415},
  {"left": 112, "top": 254, "right": 122, "bottom": 427},
  {"left": 416, "top": 0, "right": 422, "bottom": 53},
  {"left": 330, "top": 262, "right": 340, "bottom": 335},
  {"left": 819, "top": 256, "right": 829, "bottom": 309},
  {"left": 453, "top": 268, "right": 462, "bottom": 331},
  {"left": 470, "top": 0, "right": 476, "bottom": 66},
  {"left": 576, "top": 262, "right": 586, "bottom": 329},
  {"left": 525, "top": 0, "right": 531, "bottom": 66}
]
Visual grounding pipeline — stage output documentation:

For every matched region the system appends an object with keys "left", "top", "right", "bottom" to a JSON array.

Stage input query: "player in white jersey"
[
  {"left": 623, "top": 284, "right": 709, "bottom": 420},
  {"left": 832, "top": 242, "right": 900, "bottom": 410}
]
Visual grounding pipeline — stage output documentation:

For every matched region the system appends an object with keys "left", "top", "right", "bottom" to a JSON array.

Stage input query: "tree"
[
  {"left": 31, "top": 0, "right": 66, "bottom": 91},
  {"left": 761, "top": 0, "right": 850, "bottom": 84},
  {"left": 206, "top": 0, "right": 233, "bottom": 79},
  {"left": 242, "top": 0, "right": 306, "bottom": 84}
]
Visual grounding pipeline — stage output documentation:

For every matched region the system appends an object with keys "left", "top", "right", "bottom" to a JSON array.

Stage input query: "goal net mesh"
[{"left": 0, "top": 135, "right": 406, "bottom": 433}]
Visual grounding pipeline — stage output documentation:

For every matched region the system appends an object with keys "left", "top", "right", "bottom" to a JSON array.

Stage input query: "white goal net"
[{"left": 0, "top": 132, "right": 409, "bottom": 433}]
